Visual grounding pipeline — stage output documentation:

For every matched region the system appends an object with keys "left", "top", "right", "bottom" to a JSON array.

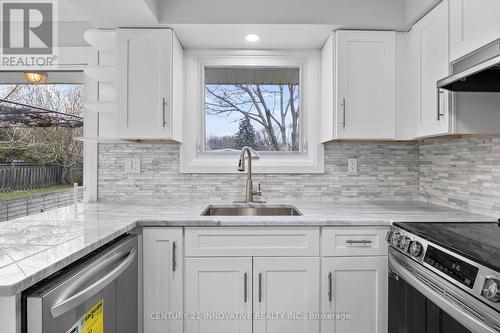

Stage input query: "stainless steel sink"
[{"left": 201, "top": 204, "right": 302, "bottom": 216}]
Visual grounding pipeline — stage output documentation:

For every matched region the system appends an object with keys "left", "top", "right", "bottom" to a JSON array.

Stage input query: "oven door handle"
[
  {"left": 51, "top": 247, "right": 137, "bottom": 318},
  {"left": 389, "top": 253, "right": 498, "bottom": 333}
]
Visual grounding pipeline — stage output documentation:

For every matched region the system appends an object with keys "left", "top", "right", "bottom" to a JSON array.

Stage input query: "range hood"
[{"left": 438, "top": 40, "right": 500, "bottom": 92}]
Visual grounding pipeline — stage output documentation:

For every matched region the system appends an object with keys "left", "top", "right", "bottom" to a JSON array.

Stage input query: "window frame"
[{"left": 180, "top": 49, "right": 324, "bottom": 174}]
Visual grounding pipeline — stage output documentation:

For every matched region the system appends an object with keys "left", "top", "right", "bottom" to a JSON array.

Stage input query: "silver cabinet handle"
[
  {"left": 328, "top": 272, "right": 333, "bottom": 302},
  {"left": 258, "top": 273, "right": 262, "bottom": 303},
  {"left": 341, "top": 98, "right": 346, "bottom": 128},
  {"left": 162, "top": 97, "right": 167, "bottom": 127},
  {"left": 51, "top": 247, "right": 137, "bottom": 318},
  {"left": 437, "top": 89, "right": 445, "bottom": 121},
  {"left": 346, "top": 239, "right": 372, "bottom": 244},
  {"left": 244, "top": 273, "right": 248, "bottom": 303},
  {"left": 172, "top": 241, "right": 177, "bottom": 272}
]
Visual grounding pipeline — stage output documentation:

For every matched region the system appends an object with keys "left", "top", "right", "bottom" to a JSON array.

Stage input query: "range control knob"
[
  {"left": 482, "top": 277, "right": 500, "bottom": 302},
  {"left": 390, "top": 232, "right": 400, "bottom": 247},
  {"left": 398, "top": 237, "right": 410, "bottom": 250},
  {"left": 409, "top": 241, "right": 423, "bottom": 257}
]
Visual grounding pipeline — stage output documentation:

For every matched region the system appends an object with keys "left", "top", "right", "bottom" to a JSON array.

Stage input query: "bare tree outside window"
[{"left": 204, "top": 67, "right": 300, "bottom": 152}]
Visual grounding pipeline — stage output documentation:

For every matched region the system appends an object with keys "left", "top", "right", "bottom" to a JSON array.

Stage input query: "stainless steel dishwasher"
[{"left": 22, "top": 234, "right": 139, "bottom": 333}]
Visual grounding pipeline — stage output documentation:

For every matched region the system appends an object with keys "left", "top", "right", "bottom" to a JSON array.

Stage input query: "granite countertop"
[{"left": 0, "top": 200, "right": 494, "bottom": 296}]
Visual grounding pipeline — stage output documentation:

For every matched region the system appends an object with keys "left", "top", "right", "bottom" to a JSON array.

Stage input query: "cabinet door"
[
  {"left": 322, "top": 256, "right": 387, "bottom": 333},
  {"left": 185, "top": 258, "right": 252, "bottom": 333},
  {"left": 143, "top": 228, "right": 183, "bottom": 333},
  {"left": 450, "top": 0, "right": 500, "bottom": 62},
  {"left": 253, "top": 257, "right": 320, "bottom": 333},
  {"left": 409, "top": 1, "right": 451, "bottom": 137},
  {"left": 117, "top": 29, "right": 172, "bottom": 139},
  {"left": 337, "top": 31, "right": 396, "bottom": 139}
]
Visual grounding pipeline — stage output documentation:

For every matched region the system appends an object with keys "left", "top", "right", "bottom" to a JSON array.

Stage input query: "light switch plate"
[
  {"left": 125, "top": 158, "right": 141, "bottom": 173},
  {"left": 347, "top": 158, "right": 358, "bottom": 175}
]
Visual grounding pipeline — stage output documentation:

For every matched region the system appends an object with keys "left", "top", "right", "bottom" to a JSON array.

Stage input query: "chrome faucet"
[{"left": 238, "top": 146, "right": 262, "bottom": 202}]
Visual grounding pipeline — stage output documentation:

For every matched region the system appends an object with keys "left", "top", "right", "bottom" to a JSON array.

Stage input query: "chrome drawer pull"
[{"left": 346, "top": 239, "right": 372, "bottom": 244}]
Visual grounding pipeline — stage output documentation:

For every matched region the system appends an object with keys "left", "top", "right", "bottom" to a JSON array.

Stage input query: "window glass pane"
[{"left": 204, "top": 67, "right": 300, "bottom": 152}]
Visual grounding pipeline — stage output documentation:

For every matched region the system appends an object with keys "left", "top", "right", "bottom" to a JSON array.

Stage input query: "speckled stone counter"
[{"left": 0, "top": 200, "right": 494, "bottom": 296}]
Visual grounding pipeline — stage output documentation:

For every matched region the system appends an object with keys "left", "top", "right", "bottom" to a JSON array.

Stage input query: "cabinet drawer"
[
  {"left": 185, "top": 227, "right": 320, "bottom": 257},
  {"left": 322, "top": 227, "right": 388, "bottom": 256}
]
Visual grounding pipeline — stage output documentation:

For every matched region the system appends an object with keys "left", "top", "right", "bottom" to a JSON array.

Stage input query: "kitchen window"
[
  {"left": 181, "top": 50, "right": 323, "bottom": 173},
  {"left": 204, "top": 67, "right": 301, "bottom": 153}
]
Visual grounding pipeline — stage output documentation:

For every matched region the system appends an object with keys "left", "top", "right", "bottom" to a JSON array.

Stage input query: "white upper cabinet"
[
  {"left": 450, "top": 0, "right": 500, "bottom": 62},
  {"left": 321, "top": 30, "right": 396, "bottom": 141},
  {"left": 116, "top": 28, "right": 183, "bottom": 141},
  {"left": 407, "top": 0, "right": 451, "bottom": 138},
  {"left": 337, "top": 31, "right": 396, "bottom": 139}
]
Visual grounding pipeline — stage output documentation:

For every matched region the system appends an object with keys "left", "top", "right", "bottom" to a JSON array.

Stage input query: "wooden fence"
[
  {"left": 0, "top": 188, "right": 83, "bottom": 221},
  {"left": 0, "top": 164, "right": 63, "bottom": 192}
]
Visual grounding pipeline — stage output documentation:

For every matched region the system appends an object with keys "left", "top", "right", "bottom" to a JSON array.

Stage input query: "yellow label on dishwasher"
[{"left": 65, "top": 299, "right": 104, "bottom": 333}]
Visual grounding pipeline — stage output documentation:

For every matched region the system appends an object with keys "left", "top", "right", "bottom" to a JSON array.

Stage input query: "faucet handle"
[{"left": 255, "top": 182, "right": 262, "bottom": 196}]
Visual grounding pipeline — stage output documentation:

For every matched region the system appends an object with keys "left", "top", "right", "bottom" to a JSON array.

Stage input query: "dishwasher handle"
[{"left": 51, "top": 247, "right": 137, "bottom": 318}]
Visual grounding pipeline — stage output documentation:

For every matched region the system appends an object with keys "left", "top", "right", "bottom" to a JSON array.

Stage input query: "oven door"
[{"left": 388, "top": 248, "right": 500, "bottom": 333}]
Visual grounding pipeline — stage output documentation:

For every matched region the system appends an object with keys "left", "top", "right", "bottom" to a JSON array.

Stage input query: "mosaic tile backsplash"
[
  {"left": 98, "top": 142, "right": 419, "bottom": 202},
  {"left": 419, "top": 136, "right": 500, "bottom": 218},
  {"left": 98, "top": 137, "right": 500, "bottom": 218}
]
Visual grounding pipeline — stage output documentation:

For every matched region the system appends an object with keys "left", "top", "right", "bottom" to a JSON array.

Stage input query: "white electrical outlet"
[
  {"left": 347, "top": 158, "right": 358, "bottom": 175},
  {"left": 125, "top": 158, "right": 141, "bottom": 173}
]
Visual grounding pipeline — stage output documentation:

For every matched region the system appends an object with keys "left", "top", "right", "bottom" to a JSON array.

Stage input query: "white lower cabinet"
[
  {"left": 321, "top": 256, "right": 388, "bottom": 333},
  {"left": 185, "top": 258, "right": 252, "bottom": 333},
  {"left": 185, "top": 257, "right": 320, "bottom": 333},
  {"left": 143, "top": 228, "right": 183, "bottom": 333},
  {"left": 144, "top": 227, "right": 387, "bottom": 333},
  {"left": 253, "top": 257, "right": 320, "bottom": 333}
]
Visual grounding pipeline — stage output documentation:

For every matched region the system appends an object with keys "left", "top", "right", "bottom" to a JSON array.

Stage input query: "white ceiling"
[
  {"left": 65, "top": 0, "right": 443, "bottom": 49},
  {"left": 173, "top": 24, "right": 339, "bottom": 50},
  {"left": 404, "top": 0, "right": 442, "bottom": 27},
  {"left": 58, "top": 0, "right": 88, "bottom": 22},
  {"left": 66, "top": 0, "right": 158, "bottom": 27}
]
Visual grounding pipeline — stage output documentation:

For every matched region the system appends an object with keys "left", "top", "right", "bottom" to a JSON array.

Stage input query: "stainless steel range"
[{"left": 387, "top": 222, "right": 500, "bottom": 333}]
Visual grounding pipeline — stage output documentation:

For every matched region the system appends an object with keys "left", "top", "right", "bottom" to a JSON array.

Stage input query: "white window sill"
[{"left": 179, "top": 147, "right": 324, "bottom": 174}]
